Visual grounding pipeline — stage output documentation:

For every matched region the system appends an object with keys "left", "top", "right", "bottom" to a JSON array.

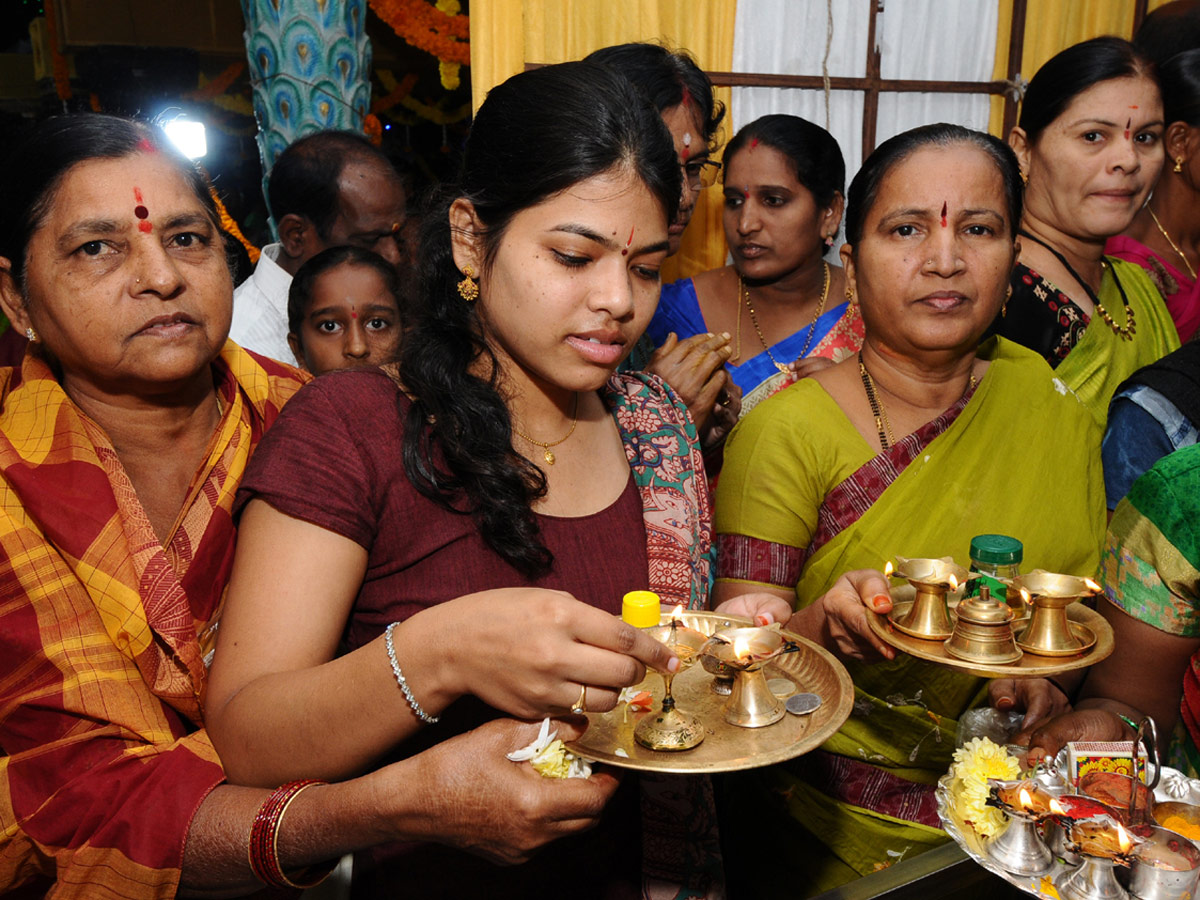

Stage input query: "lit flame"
[
  {"left": 1019, "top": 787, "right": 1034, "bottom": 811},
  {"left": 884, "top": 560, "right": 894, "bottom": 578},
  {"left": 948, "top": 573, "right": 959, "bottom": 592},
  {"left": 1084, "top": 577, "right": 1102, "bottom": 594},
  {"left": 732, "top": 632, "right": 754, "bottom": 662},
  {"left": 1117, "top": 822, "right": 1133, "bottom": 855},
  {"left": 1020, "top": 588, "right": 1031, "bottom": 603},
  {"left": 1049, "top": 798, "right": 1066, "bottom": 816},
  {"left": 670, "top": 604, "right": 684, "bottom": 623}
]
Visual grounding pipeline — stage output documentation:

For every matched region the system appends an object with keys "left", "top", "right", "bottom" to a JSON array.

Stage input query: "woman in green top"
[
  {"left": 713, "top": 123, "right": 1106, "bottom": 897},
  {"left": 995, "top": 37, "right": 1179, "bottom": 426}
]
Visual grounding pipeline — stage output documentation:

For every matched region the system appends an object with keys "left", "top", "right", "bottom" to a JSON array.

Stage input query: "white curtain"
[{"left": 731, "top": 0, "right": 999, "bottom": 230}]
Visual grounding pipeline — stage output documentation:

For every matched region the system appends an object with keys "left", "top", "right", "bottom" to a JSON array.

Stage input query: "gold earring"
[
  {"left": 457, "top": 264, "right": 479, "bottom": 302},
  {"left": 1002, "top": 285, "right": 1012, "bottom": 318},
  {"left": 24, "top": 327, "right": 37, "bottom": 343},
  {"left": 845, "top": 285, "right": 855, "bottom": 305},
  {"left": 1019, "top": 169, "right": 1028, "bottom": 185},
  {"left": 1175, "top": 156, "right": 1185, "bottom": 174}
]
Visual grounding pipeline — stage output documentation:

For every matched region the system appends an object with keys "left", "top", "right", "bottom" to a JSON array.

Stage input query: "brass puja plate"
[
  {"left": 566, "top": 612, "right": 854, "bottom": 774},
  {"left": 868, "top": 594, "right": 1112, "bottom": 679}
]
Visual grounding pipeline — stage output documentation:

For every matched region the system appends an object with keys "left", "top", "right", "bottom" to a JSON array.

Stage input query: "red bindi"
[
  {"left": 351, "top": 311, "right": 358, "bottom": 319},
  {"left": 133, "top": 187, "right": 150, "bottom": 226},
  {"left": 1125, "top": 118, "right": 1132, "bottom": 140},
  {"left": 940, "top": 201, "right": 948, "bottom": 227}
]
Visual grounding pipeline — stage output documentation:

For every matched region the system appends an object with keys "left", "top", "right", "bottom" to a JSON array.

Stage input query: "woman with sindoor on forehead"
[
  {"left": 642, "top": 115, "right": 864, "bottom": 420},
  {"left": 711, "top": 124, "right": 1105, "bottom": 897},
  {"left": 0, "top": 114, "right": 619, "bottom": 897},
  {"left": 993, "top": 36, "right": 1179, "bottom": 426},
  {"left": 206, "top": 61, "right": 751, "bottom": 898},
  {"left": 1106, "top": 48, "right": 1200, "bottom": 342}
]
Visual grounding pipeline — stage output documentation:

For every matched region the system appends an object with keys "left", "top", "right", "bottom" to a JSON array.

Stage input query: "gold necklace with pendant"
[
  {"left": 512, "top": 393, "right": 579, "bottom": 465},
  {"left": 739, "top": 261, "right": 830, "bottom": 375}
]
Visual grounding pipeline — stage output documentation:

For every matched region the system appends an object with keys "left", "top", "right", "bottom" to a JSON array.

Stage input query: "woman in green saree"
[
  {"left": 711, "top": 124, "right": 1107, "bottom": 897},
  {"left": 996, "top": 37, "right": 1179, "bottom": 426}
]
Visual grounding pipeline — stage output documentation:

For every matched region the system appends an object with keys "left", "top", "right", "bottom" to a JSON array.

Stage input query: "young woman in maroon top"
[
  {"left": 206, "top": 62, "right": 693, "bottom": 898},
  {"left": 205, "top": 62, "right": 889, "bottom": 897}
]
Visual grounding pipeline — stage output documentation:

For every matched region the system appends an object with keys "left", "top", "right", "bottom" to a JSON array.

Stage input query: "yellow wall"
[
  {"left": 989, "top": 0, "right": 1177, "bottom": 134},
  {"left": 468, "top": 0, "right": 736, "bottom": 278}
]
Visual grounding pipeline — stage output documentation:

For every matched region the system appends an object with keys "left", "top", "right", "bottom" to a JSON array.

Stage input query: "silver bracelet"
[{"left": 384, "top": 622, "right": 439, "bottom": 725}]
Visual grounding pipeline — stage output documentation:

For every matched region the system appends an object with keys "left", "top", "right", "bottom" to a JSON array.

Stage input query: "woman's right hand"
[
  {"left": 421, "top": 588, "right": 679, "bottom": 719},
  {"left": 386, "top": 716, "right": 620, "bottom": 865},
  {"left": 645, "top": 332, "right": 733, "bottom": 431},
  {"left": 1018, "top": 708, "right": 1133, "bottom": 762}
]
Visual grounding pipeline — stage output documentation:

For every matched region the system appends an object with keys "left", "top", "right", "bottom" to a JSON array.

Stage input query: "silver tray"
[{"left": 937, "top": 762, "right": 1200, "bottom": 897}]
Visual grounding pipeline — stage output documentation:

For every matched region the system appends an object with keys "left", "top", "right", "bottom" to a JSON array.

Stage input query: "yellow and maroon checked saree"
[{"left": 0, "top": 343, "right": 304, "bottom": 898}]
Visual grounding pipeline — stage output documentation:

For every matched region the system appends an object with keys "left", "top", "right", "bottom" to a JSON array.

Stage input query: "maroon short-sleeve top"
[{"left": 236, "top": 367, "right": 650, "bottom": 650}]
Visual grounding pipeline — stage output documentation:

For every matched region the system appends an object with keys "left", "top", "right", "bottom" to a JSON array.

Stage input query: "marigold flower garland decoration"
[
  {"left": 369, "top": 0, "right": 469, "bottom": 88},
  {"left": 948, "top": 737, "right": 1021, "bottom": 837},
  {"left": 209, "top": 188, "right": 261, "bottom": 265}
]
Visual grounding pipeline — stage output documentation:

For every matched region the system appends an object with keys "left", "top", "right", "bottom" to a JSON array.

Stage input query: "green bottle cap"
[{"left": 969, "top": 534, "right": 1023, "bottom": 566}]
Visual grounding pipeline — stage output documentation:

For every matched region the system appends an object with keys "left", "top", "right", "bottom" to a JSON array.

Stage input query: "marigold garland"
[
  {"left": 434, "top": 0, "right": 464, "bottom": 86},
  {"left": 439, "top": 61, "right": 461, "bottom": 91},
  {"left": 363, "top": 113, "right": 383, "bottom": 146},
  {"left": 369, "top": 0, "right": 470, "bottom": 66},
  {"left": 210, "top": 188, "right": 261, "bottom": 265},
  {"left": 371, "top": 72, "right": 419, "bottom": 114},
  {"left": 377, "top": 69, "right": 470, "bottom": 125}
]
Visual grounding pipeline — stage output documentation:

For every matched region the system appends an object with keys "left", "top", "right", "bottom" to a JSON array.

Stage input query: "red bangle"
[{"left": 248, "top": 779, "right": 326, "bottom": 889}]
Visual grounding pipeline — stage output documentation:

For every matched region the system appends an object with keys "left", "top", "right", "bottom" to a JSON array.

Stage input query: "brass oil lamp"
[
  {"left": 1012, "top": 572, "right": 1101, "bottom": 656},
  {"left": 886, "top": 556, "right": 970, "bottom": 640},
  {"left": 944, "top": 584, "right": 1023, "bottom": 665},
  {"left": 701, "top": 626, "right": 794, "bottom": 728},
  {"left": 633, "top": 609, "right": 708, "bottom": 751}
]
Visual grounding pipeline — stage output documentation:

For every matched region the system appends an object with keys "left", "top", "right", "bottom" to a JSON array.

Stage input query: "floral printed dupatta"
[{"left": 606, "top": 371, "right": 722, "bottom": 900}]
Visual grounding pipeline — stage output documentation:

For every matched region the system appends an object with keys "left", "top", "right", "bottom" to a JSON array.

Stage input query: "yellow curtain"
[
  {"left": 469, "top": 0, "right": 737, "bottom": 278},
  {"left": 989, "top": 0, "right": 1176, "bottom": 136}
]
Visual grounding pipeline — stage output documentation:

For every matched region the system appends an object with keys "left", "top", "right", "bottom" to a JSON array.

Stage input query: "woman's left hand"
[
  {"left": 988, "top": 677, "right": 1072, "bottom": 736},
  {"left": 713, "top": 592, "right": 793, "bottom": 626}
]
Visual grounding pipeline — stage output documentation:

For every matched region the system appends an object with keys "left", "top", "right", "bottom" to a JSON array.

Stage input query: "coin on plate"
[
  {"left": 768, "top": 678, "right": 795, "bottom": 697},
  {"left": 786, "top": 693, "right": 822, "bottom": 716}
]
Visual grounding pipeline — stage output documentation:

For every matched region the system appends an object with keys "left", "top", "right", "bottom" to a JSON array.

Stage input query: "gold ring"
[{"left": 570, "top": 684, "right": 587, "bottom": 715}]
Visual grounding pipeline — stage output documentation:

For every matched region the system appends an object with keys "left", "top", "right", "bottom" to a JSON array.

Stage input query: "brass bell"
[{"left": 944, "top": 585, "right": 1023, "bottom": 664}]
